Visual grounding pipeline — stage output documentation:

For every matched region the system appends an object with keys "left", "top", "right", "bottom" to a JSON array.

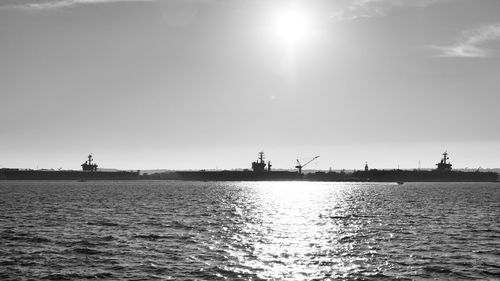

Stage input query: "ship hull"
[
  {"left": 348, "top": 170, "right": 499, "bottom": 182},
  {"left": 0, "top": 169, "right": 140, "bottom": 180},
  {"left": 176, "top": 170, "right": 300, "bottom": 181},
  {"left": 174, "top": 170, "right": 498, "bottom": 182}
]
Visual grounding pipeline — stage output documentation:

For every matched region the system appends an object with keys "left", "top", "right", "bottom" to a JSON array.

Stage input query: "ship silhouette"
[
  {"left": 0, "top": 154, "right": 139, "bottom": 180},
  {"left": 171, "top": 151, "right": 498, "bottom": 182},
  {"left": 1, "top": 151, "right": 498, "bottom": 182},
  {"left": 175, "top": 152, "right": 300, "bottom": 181}
]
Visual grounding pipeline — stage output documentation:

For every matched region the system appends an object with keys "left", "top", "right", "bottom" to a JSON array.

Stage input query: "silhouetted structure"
[
  {"left": 436, "top": 151, "right": 452, "bottom": 171},
  {"left": 346, "top": 151, "right": 497, "bottom": 182},
  {"left": 81, "top": 154, "right": 98, "bottom": 171},
  {"left": 295, "top": 156, "right": 319, "bottom": 175},
  {"left": 173, "top": 151, "right": 498, "bottom": 182},
  {"left": 2, "top": 151, "right": 495, "bottom": 182},
  {"left": 251, "top": 152, "right": 267, "bottom": 173},
  {"left": 0, "top": 154, "right": 139, "bottom": 180},
  {"left": 177, "top": 151, "right": 298, "bottom": 181}
]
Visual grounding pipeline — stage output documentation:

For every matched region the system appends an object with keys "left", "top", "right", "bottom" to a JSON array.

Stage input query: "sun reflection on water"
[{"left": 221, "top": 181, "right": 378, "bottom": 280}]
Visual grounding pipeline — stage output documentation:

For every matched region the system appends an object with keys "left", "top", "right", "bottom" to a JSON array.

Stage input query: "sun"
[{"left": 273, "top": 9, "right": 310, "bottom": 47}]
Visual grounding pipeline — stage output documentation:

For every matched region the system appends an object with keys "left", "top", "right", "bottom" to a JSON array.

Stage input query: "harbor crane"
[{"left": 295, "top": 156, "right": 319, "bottom": 175}]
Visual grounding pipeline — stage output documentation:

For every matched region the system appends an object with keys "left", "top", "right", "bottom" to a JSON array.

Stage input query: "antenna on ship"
[{"left": 259, "top": 151, "right": 264, "bottom": 163}]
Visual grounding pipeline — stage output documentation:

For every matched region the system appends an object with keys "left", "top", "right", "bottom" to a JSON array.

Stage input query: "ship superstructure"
[
  {"left": 81, "top": 154, "right": 98, "bottom": 171},
  {"left": 251, "top": 151, "right": 268, "bottom": 173},
  {"left": 436, "top": 151, "right": 452, "bottom": 171}
]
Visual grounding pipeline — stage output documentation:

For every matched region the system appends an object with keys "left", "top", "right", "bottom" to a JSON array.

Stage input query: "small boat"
[{"left": 397, "top": 181, "right": 404, "bottom": 185}]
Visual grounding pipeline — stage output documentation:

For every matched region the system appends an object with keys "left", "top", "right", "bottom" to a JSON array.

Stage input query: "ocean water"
[{"left": 0, "top": 181, "right": 499, "bottom": 280}]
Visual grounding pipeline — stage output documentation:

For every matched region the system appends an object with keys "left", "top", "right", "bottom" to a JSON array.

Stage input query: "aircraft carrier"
[
  {"left": 175, "top": 152, "right": 299, "bottom": 181},
  {"left": 0, "top": 154, "right": 140, "bottom": 180}
]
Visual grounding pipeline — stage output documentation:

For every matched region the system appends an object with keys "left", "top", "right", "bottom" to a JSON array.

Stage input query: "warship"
[
  {"left": 175, "top": 152, "right": 299, "bottom": 181},
  {"left": 0, "top": 154, "right": 140, "bottom": 180},
  {"left": 172, "top": 151, "right": 498, "bottom": 182},
  {"left": 307, "top": 151, "right": 498, "bottom": 182}
]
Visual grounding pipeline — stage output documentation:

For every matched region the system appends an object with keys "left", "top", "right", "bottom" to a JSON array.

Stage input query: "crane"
[{"left": 295, "top": 156, "right": 319, "bottom": 175}]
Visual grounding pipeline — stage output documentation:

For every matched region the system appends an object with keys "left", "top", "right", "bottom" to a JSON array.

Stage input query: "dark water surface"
[{"left": 1, "top": 181, "right": 499, "bottom": 280}]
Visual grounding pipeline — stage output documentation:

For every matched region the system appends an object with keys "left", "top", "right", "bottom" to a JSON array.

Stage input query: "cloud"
[
  {"left": 331, "top": 0, "right": 442, "bottom": 21},
  {"left": 430, "top": 24, "right": 500, "bottom": 58},
  {"left": 1, "top": 0, "right": 214, "bottom": 27},
  {"left": 0, "top": 0, "right": 153, "bottom": 10}
]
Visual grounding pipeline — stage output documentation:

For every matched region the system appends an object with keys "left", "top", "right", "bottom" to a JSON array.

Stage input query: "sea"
[{"left": 1, "top": 181, "right": 499, "bottom": 280}]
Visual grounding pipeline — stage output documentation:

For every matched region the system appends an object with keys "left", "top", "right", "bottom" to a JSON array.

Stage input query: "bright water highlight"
[{"left": 1, "top": 181, "right": 499, "bottom": 280}]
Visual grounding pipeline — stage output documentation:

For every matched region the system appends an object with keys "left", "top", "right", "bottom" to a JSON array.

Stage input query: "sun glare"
[{"left": 273, "top": 9, "right": 310, "bottom": 46}]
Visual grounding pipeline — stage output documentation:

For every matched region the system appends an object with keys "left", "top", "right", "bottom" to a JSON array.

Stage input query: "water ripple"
[{"left": 1, "top": 181, "right": 499, "bottom": 280}]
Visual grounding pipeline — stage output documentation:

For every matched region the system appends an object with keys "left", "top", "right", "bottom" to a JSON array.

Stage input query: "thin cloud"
[
  {"left": 0, "top": 0, "right": 153, "bottom": 10},
  {"left": 331, "top": 0, "right": 442, "bottom": 21},
  {"left": 431, "top": 24, "right": 500, "bottom": 58}
]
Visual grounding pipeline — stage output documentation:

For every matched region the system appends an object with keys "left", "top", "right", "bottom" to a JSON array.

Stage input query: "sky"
[{"left": 1, "top": 0, "right": 499, "bottom": 171}]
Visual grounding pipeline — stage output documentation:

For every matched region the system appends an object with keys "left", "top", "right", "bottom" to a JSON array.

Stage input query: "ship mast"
[{"left": 442, "top": 151, "right": 448, "bottom": 165}]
